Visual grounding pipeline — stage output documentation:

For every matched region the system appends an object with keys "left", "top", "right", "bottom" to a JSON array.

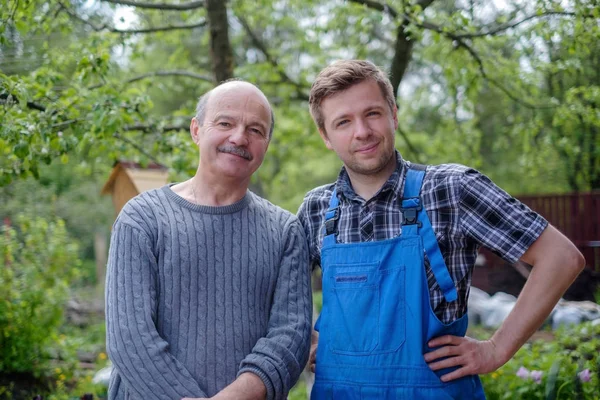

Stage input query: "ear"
[
  {"left": 318, "top": 128, "right": 333, "bottom": 150},
  {"left": 190, "top": 118, "right": 200, "bottom": 145},
  {"left": 392, "top": 104, "right": 398, "bottom": 131}
]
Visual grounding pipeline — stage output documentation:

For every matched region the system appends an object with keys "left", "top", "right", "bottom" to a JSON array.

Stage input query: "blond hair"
[{"left": 309, "top": 60, "right": 396, "bottom": 133}]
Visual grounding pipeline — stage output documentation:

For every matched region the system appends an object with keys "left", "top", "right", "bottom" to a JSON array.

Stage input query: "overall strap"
[
  {"left": 402, "top": 164, "right": 458, "bottom": 303},
  {"left": 322, "top": 188, "right": 340, "bottom": 247}
]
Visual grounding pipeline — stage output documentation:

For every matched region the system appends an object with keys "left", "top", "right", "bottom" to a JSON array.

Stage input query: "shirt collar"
[{"left": 334, "top": 150, "right": 406, "bottom": 203}]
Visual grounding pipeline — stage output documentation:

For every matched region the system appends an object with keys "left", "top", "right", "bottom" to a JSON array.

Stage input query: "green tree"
[
  {"left": 0, "top": 216, "right": 80, "bottom": 375},
  {"left": 2, "top": 0, "right": 599, "bottom": 209}
]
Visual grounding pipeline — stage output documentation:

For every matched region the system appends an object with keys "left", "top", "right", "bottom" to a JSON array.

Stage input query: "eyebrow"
[
  {"left": 329, "top": 105, "right": 385, "bottom": 127},
  {"left": 250, "top": 121, "right": 268, "bottom": 133},
  {"left": 214, "top": 113, "right": 268, "bottom": 132},
  {"left": 212, "top": 113, "right": 235, "bottom": 123},
  {"left": 330, "top": 113, "right": 350, "bottom": 128}
]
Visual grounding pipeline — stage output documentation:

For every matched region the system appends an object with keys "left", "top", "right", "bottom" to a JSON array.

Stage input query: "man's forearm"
[
  {"left": 489, "top": 225, "right": 585, "bottom": 363},
  {"left": 426, "top": 225, "right": 585, "bottom": 381},
  {"left": 212, "top": 373, "right": 266, "bottom": 400}
]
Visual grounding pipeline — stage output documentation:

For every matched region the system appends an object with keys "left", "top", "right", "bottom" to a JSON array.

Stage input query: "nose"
[
  {"left": 228, "top": 125, "right": 249, "bottom": 146},
  {"left": 354, "top": 118, "right": 372, "bottom": 140}
]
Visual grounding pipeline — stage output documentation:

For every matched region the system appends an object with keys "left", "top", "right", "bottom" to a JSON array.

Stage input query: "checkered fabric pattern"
[{"left": 297, "top": 152, "right": 548, "bottom": 323}]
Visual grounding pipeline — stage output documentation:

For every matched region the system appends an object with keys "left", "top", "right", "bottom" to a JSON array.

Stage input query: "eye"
[
  {"left": 336, "top": 119, "right": 350, "bottom": 128},
  {"left": 218, "top": 121, "right": 232, "bottom": 128},
  {"left": 366, "top": 111, "right": 381, "bottom": 117},
  {"left": 249, "top": 127, "right": 265, "bottom": 136}
]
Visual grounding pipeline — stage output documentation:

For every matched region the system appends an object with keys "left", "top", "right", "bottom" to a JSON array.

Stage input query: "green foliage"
[
  {"left": 0, "top": 215, "right": 81, "bottom": 376},
  {"left": 480, "top": 322, "right": 600, "bottom": 400},
  {"left": 288, "top": 379, "right": 308, "bottom": 400},
  {"left": 3, "top": 0, "right": 599, "bottom": 206},
  {"left": 0, "top": 159, "right": 113, "bottom": 265},
  {"left": 313, "top": 287, "right": 323, "bottom": 314}
]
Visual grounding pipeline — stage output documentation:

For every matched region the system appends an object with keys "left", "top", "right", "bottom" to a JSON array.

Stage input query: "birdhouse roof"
[{"left": 101, "top": 161, "right": 169, "bottom": 195}]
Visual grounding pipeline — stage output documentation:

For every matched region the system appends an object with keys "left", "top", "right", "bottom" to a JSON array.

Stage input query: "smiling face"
[
  {"left": 191, "top": 82, "right": 272, "bottom": 184},
  {"left": 319, "top": 79, "right": 398, "bottom": 180}
]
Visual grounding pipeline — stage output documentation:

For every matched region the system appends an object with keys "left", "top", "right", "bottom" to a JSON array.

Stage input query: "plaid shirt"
[{"left": 297, "top": 152, "right": 548, "bottom": 324}]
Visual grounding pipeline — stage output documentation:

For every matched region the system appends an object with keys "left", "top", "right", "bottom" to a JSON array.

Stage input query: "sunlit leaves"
[{"left": 2, "top": 0, "right": 599, "bottom": 205}]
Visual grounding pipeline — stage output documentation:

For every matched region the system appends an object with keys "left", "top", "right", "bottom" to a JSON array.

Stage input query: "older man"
[{"left": 106, "top": 80, "right": 312, "bottom": 400}]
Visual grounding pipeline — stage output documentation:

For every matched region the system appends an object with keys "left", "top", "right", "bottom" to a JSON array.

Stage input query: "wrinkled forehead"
[
  {"left": 212, "top": 83, "right": 270, "bottom": 108},
  {"left": 208, "top": 83, "right": 272, "bottom": 122}
]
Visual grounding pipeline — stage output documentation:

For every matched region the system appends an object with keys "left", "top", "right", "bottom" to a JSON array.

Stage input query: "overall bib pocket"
[
  {"left": 325, "top": 262, "right": 407, "bottom": 355},
  {"left": 327, "top": 263, "right": 379, "bottom": 354}
]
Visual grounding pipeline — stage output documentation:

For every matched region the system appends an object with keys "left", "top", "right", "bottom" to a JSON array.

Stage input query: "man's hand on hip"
[{"left": 424, "top": 335, "right": 506, "bottom": 382}]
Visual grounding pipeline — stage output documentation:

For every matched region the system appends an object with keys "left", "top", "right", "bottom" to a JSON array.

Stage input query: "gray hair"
[{"left": 194, "top": 80, "right": 275, "bottom": 140}]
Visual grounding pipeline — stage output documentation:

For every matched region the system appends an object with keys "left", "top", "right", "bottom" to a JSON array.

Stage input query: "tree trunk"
[
  {"left": 389, "top": 22, "right": 413, "bottom": 100},
  {"left": 389, "top": 0, "right": 436, "bottom": 99},
  {"left": 206, "top": 0, "right": 234, "bottom": 83}
]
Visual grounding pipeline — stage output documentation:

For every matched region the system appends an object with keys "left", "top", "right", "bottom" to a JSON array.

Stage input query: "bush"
[
  {"left": 0, "top": 215, "right": 80, "bottom": 377},
  {"left": 481, "top": 322, "right": 600, "bottom": 400}
]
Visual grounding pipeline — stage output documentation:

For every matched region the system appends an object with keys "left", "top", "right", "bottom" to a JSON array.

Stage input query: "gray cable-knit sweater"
[{"left": 105, "top": 185, "right": 312, "bottom": 400}]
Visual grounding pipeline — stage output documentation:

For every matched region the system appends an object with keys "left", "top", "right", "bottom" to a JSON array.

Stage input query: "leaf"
[
  {"left": 13, "top": 143, "right": 29, "bottom": 159},
  {"left": 545, "top": 359, "right": 561, "bottom": 400}
]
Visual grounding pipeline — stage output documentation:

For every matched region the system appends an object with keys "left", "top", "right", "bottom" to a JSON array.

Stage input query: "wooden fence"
[
  {"left": 519, "top": 192, "right": 600, "bottom": 271},
  {"left": 474, "top": 191, "right": 600, "bottom": 298}
]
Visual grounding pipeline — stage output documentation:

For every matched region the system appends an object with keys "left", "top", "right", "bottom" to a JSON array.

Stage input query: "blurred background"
[{"left": 1, "top": 0, "right": 599, "bottom": 398}]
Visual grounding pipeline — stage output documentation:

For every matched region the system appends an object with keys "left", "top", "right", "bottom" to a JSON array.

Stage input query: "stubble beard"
[{"left": 347, "top": 148, "right": 395, "bottom": 177}]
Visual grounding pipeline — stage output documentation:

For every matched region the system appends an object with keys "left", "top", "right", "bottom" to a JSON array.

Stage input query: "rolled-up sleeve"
[{"left": 459, "top": 168, "right": 548, "bottom": 263}]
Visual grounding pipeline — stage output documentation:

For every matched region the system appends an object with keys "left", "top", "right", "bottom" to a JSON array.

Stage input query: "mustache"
[{"left": 217, "top": 145, "right": 252, "bottom": 160}]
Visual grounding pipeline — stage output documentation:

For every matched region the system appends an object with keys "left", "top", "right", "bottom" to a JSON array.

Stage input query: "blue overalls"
[{"left": 311, "top": 165, "right": 486, "bottom": 399}]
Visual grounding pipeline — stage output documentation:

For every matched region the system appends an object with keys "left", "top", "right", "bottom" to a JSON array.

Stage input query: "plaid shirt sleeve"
[
  {"left": 459, "top": 168, "right": 548, "bottom": 264},
  {"left": 297, "top": 184, "right": 333, "bottom": 271}
]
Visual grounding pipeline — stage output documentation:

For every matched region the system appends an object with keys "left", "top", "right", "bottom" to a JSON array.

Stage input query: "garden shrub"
[
  {"left": 0, "top": 215, "right": 80, "bottom": 377},
  {"left": 481, "top": 321, "right": 600, "bottom": 399}
]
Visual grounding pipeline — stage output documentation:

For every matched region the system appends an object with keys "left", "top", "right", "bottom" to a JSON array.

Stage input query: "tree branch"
[
  {"left": 346, "top": 1, "right": 559, "bottom": 109},
  {"left": 452, "top": 11, "right": 577, "bottom": 39},
  {"left": 10, "top": 0, "right": 20, "bottom": 21},
  {"left": 123, "top": 123, "right": 189, "bottom": 132},
  {"left": 349, "top": 1, "right": 584, "bottom": 42},
  {"left": 455, "top": 38, "right": 555, "bottom": 109},
  {"left": 89, "top": 70, "right": 214, "bottom": 90},
  {"left": 118, "top": 21, "right": 207, "bottom": 34},
  {"left": 416, "top": 0, "right": 435, "bottom": 9},
  {"left": 100, "top": 0, "right": 204, "bottom": 11},
  {"left": 348, "top": 0, "right": 398, "bottom": 18},
  {"left": 0, "top": 92, "right": 46, "bottom": 112},
  {"left": 51, "top": 119, "right": 82, "bottom": 128},
  {"left": 126, "top": 70, "right": 214, "bottom": 84},
  {"left": 113, "top": 133, "right": 164, "bottom": 165},
  {"left": 235, "top": 14, "right": 309, "bottom": 101},
  {"left": 399, "top": 17, "right": 557, "bottom": 109},
  {"left": 396, "top": 125, "right": 423, "bottom": 163},
  {"left": 59, "top": 2, "right": 206, "bottom": 34}
]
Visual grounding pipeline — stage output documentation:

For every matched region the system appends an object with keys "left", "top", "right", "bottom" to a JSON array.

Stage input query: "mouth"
[{"left": 355, "top": 142, "right": 379, "bottom": 153}]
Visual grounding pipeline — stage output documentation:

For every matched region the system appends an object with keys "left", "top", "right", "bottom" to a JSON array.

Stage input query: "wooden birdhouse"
[{"left": 101, "top": 161, "right": 169, "bottom": 216}]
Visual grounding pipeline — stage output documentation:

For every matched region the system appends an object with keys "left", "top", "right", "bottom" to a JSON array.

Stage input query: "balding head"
[{"left": 195, "top": 80, "right": 275, "bottom": 139}]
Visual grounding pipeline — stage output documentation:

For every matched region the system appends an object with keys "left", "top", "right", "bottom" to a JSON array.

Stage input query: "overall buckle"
[
  {"left": 401, "top": 202, "right": 422, "bottom": 227},
  {"left": 324, "top": 207, "right": 339, "bottom": 235}
]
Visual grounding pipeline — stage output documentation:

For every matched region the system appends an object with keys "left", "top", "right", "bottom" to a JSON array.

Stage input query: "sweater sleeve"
[
  {"left": 105, "top": 219, "right": 208, "bottom": 399},
  {"left": 237, "top": 218, "right": 313, "bottom": 400}
]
